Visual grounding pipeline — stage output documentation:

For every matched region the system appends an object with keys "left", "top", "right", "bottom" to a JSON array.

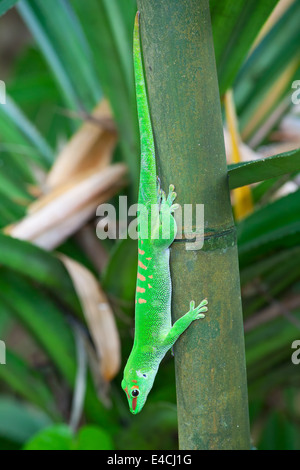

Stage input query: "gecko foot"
[
  {"left": 164, "top": 184, "right": 179, "bottom": 213},
  {"left": 167, "top": 184, "right": 177, "bottom": 206},
  {"left": 160, "top": 298, "right": 208, "bottom": 351},
  {"left": 188, "top": 299, "right": 208, "bottom": 320},
  {"left": 157, "top": 183, "right": 179, "bottom": 215}
]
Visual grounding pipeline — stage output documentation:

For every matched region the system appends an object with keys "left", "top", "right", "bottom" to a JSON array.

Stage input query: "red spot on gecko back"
[
  {"left": 138, "top": 260, "right": 147, "bottom": 270},
  {"left": 138, "top": 298, "right": 147, "bottom": 304},
  {"left": 137, "top": 286, "right": 145, "bottom": 293},
  {"left": 138, "top": 272, "right": 146, "bottom": 281},
  {"left": 138, "top": 248, "right": 145, "bottom": 255}
]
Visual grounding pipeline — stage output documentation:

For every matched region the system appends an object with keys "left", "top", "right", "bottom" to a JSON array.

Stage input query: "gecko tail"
[{"left": 134, "top": 9, "right": 158, "bottom": 206}]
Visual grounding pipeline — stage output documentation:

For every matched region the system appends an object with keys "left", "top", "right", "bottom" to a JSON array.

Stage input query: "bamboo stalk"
[{"left": 137, "top": 0, "right": 251, "bottom": 449}]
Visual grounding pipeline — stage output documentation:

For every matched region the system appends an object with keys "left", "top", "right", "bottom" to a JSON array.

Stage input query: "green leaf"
[
  {"left": 23, "top": 424, "right": 73, "bottom": 450},
  {"left": 240, "top": 246, "right": 300, "bottom": 285},
  {"left": 0, "top": 350, "right": 60, "bottom": 419},
  {"left": 0, "top": 397, "right": 52, "bottom": 446},
  {"left": 0, "top": 167, "right": 32, "bottom": 203},
  {"left": 102, "top": 238, "right": 137, "bottom": 303},
  {"left": 237, "top": 189, "right": 300, "bottom": 267},
  {"left": 0, "top": 270, "right": 77, "bottom": 384},
  {"left": 71, "top": 0, "right": 140, "bottom": 195},
  {"left": 7, "top": 47, "right": 73, "bottom": 147},
  {"left": 234, "top": 0, "right": 300, "bottom": 142},
  {"left": 101, "top": 0, "right": 135, "bottom": 96},
  {"left": 0, "top": 301, "right": 11, "bottom": 335},
  {"left": 75, "top": 425, "right": 114, "bottom": 450},
  {"left": 0, "top": 0, "right": 19, "bottom": 16},
  {"left": 258, "top": 412, "right": 300, "bottom": 450},
  {"left": 0, "top": 233, "right": 81, "bottom": 316},
  {"left": 23, "top": 424, "right": 114, "bottom": 450},
  {"left": 0, "top": 269, "right": 116, "bottom": 427},
  {"left": 246, "top": 310, "right": 300, "bottom": 368},
  {"left": 251, "top": 174, "right": 293, "bottom": 205},
  {"left": 211, "top": 0, "right": 279, "bottom": 95},
  {"left": 17, "top": 0, "right": 102, "bottom": 112},
  {"left": 0, "top": 96, "right": 54, "bottom": 167},
  {"left": 228, "top": 148, "right": 300, "bottom": 189},
  {"left": 243, "top": 252, "right": 300, "bottom": 322},
  {"left": 116, "top": 403, "right": 178, "bottom": 451},
  {"left": 0, "top": 193, "right": 26, "bottom": 227}
]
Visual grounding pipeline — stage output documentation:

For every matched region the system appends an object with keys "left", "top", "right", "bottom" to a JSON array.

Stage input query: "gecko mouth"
[{"left": 132, "top": 397, "right": 138, "bottom": 412}]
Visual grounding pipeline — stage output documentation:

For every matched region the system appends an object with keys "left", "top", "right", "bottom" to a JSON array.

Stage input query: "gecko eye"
[{"left": 131, "top": 389, "right": 140, "bottom": 397}]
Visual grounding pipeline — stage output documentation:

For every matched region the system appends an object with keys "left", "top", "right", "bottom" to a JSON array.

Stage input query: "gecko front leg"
[{"left": 161, "top": 299, "right": 208, "bottom": 352}]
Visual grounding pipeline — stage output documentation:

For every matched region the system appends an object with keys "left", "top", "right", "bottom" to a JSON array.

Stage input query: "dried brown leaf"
[
  {"left": 6, "top": 164, "right": 127, "bottom": 248},
  {"left": 59, "top": 254, "right": 121, "bottom": 381},
  {"left": 47, "top": 99, "right": 117, "bottom": 189}
]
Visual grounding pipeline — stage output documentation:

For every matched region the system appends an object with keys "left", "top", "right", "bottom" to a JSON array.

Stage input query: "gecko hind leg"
[{"left": 161, "top": 299, "right": 208, "bottom": 352}]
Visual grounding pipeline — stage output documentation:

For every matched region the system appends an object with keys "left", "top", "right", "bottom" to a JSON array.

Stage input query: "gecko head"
[{"left": 121, "top": 368, "right": 156, "bottom": 414}]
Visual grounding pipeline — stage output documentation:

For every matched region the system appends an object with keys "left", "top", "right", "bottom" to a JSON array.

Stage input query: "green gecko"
[{"left": 121, "top": 11, "right": 208, "bottom": 414}]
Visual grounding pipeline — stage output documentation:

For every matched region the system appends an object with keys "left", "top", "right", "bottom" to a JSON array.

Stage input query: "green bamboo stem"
[{"left": 137, "top": 0, "right": 251, "bottom": 449}]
